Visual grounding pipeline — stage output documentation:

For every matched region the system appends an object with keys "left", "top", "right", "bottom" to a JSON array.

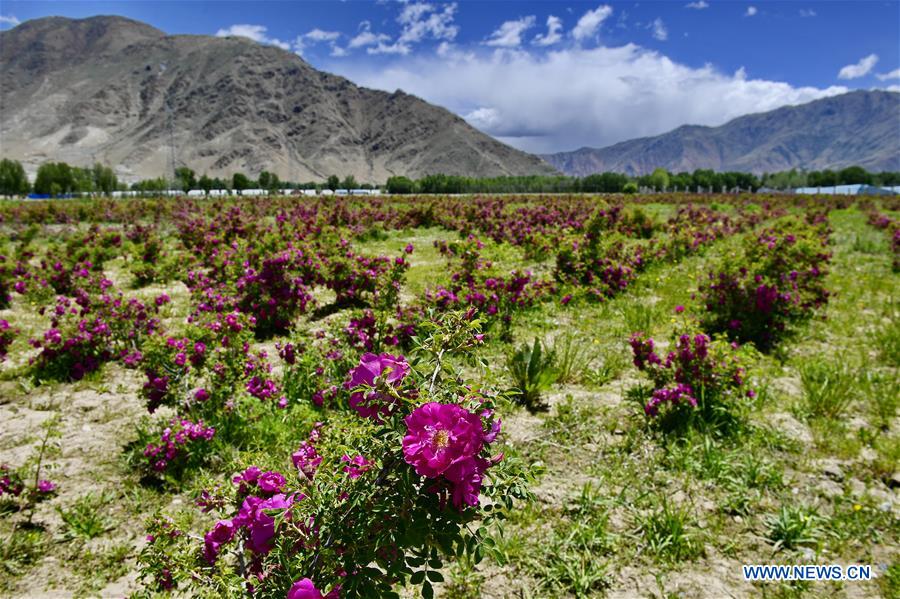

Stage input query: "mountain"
[
  {"left": 542, "top": 91, "right": 900, "bottom": 176},
  {"left": 0, "top": 16, "right": 556, "bottom": 183}
]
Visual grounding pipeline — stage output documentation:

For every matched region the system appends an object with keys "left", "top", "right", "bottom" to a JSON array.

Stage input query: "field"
[{"left": 0, "top": 193, "right": 897, "bottom": 598}]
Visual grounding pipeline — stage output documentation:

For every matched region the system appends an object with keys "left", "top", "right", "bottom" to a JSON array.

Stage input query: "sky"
[{"left": 2, "top": 1, "right": 898, "bottom": 154}]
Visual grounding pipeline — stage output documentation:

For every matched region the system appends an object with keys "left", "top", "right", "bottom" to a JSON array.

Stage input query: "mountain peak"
[
  {"left": 543, "top": 90, "right": 900, "bottom": 176},
  {"left": 0, "top": 15, "right": 556, "bottom": 182}
]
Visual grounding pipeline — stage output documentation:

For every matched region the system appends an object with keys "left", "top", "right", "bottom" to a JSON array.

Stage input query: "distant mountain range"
[
  {"left": 0, "top": 16, "right": 556, "bottom": 182},
  {"left": 542, "top": 90, "right": 900, "bottom": 176}
]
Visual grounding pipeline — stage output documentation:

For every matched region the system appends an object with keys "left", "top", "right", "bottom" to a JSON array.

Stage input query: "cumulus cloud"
[
  {"left": 685, "top": 1, "right": 709, "bottom": 9},
  {"left": 876, "top": 68, "right": 900, "bottom": 81},
  {"left": 368, "top": 2, "right": 459, "bottom": 55},
  {"left": 349, "top": 21, "right": 391, "bottom": 49},
  {"left": 294, "top": 28, "right": 345, "bottom": 56},
  {"left": 328, "top": 44, "right": 849, "bottom": 154},
  {"left": 572, "top": 5, "right": 613, "bottom": 42},
  {"left": 533, "top": 15, "right": 563, "bottom": 46},
  {"left": 215, "top": 24, "right": 291, "bottom": 50},
  {"left": 745, "top": 6, "right": 758, "bottom": 17},
  {"left": 485, "top": 16, "right": 536, "bottom": 48},
  {"left": 651, "top": 18, "right": 668, "bottom": 41},
  {"left": 838, "top": 54, "right": 878, "bottom": 79},
  {"left": 799, "top": 9, "right": 817, "bottom": 17},
  {"left": 0, "top": 14, "right": 20, "bottom": 27}
]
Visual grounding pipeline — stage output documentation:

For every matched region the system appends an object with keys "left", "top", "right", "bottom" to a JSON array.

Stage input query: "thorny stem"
[
  {"left": 27, "top": 423, "right": 54, "bottom": 525},
  {"left": 428, "top": 349, "right": 445, "bottom": 395}
]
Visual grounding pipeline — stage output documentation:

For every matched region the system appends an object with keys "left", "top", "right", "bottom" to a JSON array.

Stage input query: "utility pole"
[{"left": 160, "top": 62, "right": 177, "bottom": 191}]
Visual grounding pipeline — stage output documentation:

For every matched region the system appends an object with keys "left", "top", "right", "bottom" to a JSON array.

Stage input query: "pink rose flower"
[
  {"left": 345, "top": 353, "right": 410, "bottom": 420},
  {"left": 287, "top": 578, "right": 323, "bottom": 599},
  {"left": 402, "top": 402, "right": 484, "bottom": 479}
]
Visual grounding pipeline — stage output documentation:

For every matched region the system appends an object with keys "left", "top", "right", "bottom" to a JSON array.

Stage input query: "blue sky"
[{"left": 2, "top": 1, "right": 898, "bottom": 153}]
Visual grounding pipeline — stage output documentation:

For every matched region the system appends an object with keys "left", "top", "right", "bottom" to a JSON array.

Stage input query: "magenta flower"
[
  {"left": 402, "top": 402, "right": 484, "bottom": 479},
  {"left": 445, "top": 457, "right": 489, "bottom": 508},
  {"left": 287, "top": 578, "right": 323, "bottom": 599},
  {"left": 340, "top": 455, "right": 373, "bottom": 479},
  {"left": 292, "top": 442, "right": 322, "bottom": 479},
  {"left": 37, "top": 480, "right": 55, "bottom": 493},
  {"left": 240, "top": 493, "right": 295, "bottom": 555},
  {"left": 202, "top": 519, "right": 235, "bottom": 564},
  {"left": 257, "top": 471, "right": 286, "bottom": 494},
  {"left": 345, "top": 353, "right": 410, "bottom": 419}
]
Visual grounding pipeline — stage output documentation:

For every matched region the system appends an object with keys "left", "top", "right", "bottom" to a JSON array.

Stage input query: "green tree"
[
  {"left": 175, "top": 167, "right": 197, "bottom": 192},
  {"left": 198, "top": 174, "right": 213, "bottom": 193},
  {"left": 837, "top": 166, "right": 871, "bottom": 185},
  {"left": 326, "top": 175, "right": 340, "bottom": 191},
  {"left": 232, "top": 172, "right": 251, "bottom": 191},
  {"left": 648, "top": 168, "right": 670, "bottom": 191},
  {"left": 91, "top": 163, "right": 118, "bottom": 195},
  {"left": 71, "top": 167, "right": 95, "bottom": 193},
  {"left": 341, "top": 175, "right": 358, "bottom": 190},
  {"left": 33, "top": 162, "right": 75, "bottom": 196},
  {"left": 385, "top": 176, "right": 415, "bottom": 194},
  {"left": 258, "top": 170, "right": 281, "bottom": 192},
  {"left": 0, "top": 158, "right": 30, "bottom": 195}
]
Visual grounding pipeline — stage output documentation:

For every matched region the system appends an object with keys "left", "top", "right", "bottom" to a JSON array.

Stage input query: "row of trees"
[
  {"left": 3, "top": 157, "right": 899, "bottom": 197},
  {"left": 385, "top": 166, "right": 900, "bottom": 195},
  {"left": 0, "top": 159, "right": 119, "bottom": 196},
  {"left": 136, "top": 169, "right": 374, "bottom": 193}
]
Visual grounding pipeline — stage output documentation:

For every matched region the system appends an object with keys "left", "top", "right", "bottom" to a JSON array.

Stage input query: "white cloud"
[
  {"left": 215, "top": 24, "right": 291, "bottom": 50},
  {"left": 294, "top": 28, "right": 345, "bottom": 56},
  {"left": 328, "top": 44, "right": 849, "bottom": 154},
  {"left": 572, "top": 5, "right": 613, "bottom": 42},
  {"left": 304, "top": 29, "right": 340, "bottom": 43},
  {"left": 465, "top": 107, "right": 501, "bottom": 129},
  {"left": 349, "top": 21, "right": 391, "bottom": 49},
  {"left": 368, "top": 2, "right": 459, "bottom": 55},
  {"left": 838, "top": 54, "right": 878, "bottom": 79},
  {"left": 876, "top": 68, "right": 900, "bottom": 81},
  {"left": 799, "top": 9, "right": 817, "bottom": 17},
  {"left": 685, "top": 1, "right": 708, "bottom": 9},
  {"left": 533, "top": 15, "right": 563, "bottom": 46},
  {"left": 0, "top": 14, "right": 20, "bottom": 27},
  {"left": 745, "top": 6, "right": 758, "bottom": 17},
  {"left": 485, "top": 16, "right": 536, "bottom": 48},
  {"left": 651, "top": 18, "right": 668, "bottom": 41}
]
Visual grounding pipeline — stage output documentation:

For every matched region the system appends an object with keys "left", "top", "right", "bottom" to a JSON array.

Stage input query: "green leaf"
[
  {"left": 410, "top": 570, "right": 425, "bottom": 585},
  {"left": 426, "top": 570, "right": 444, "bottom": 583},
  {"left": 422, "top": 580, "right": 434, "bottom": 599}
]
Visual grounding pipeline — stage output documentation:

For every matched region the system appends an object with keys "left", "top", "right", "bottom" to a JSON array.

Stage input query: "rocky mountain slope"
[
  {"left": 542, "top": 90, "right": 900, "bottom": 176},
  {"left": 0, "top": 15, "right": 557, "bottom": 183}
]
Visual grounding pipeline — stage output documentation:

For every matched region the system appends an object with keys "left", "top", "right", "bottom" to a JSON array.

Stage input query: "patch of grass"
[
  {"left": 507, "top": 337, "right": 557, "bottom": 412},
  {"left": 810, "top": 419, "right": 862, "bottom": 459},
  {"left": 618, "top": 301, "right": 660, "bottom": 335},
  {"left": 875, "top": 312, "right": 900, "bottom": 368},
  {"left": 0, "top": 527, "right": 45, "bottom": 579},
  {"left": 543, "top": 396, "right": 603, "bottom": 447},
  {"left": 766, "top": 505, "right": 823, "bottom": 552},
  {"left": 858, "top": 370, "right": 898, "bottom": 430},
  {"left": 633, "top": 499, "right": 703, "bottom": 563},
  {"left": 57, "top": 492, "right": 113, "bottom": 540},
  {"left": 585, "top": 345, "right": 629, "bottom": 388},
  {"left": 76, "top": 542, "right": 133, "bottom": 595},
  {"left": 442, "top": 554, "right": 483, "bottom": 599},
  {"left": 527, "top": 484, "right": 613, "bottom": 597},
  {"left": 548, "top": 333, "right": 594, "bottom": 385},
  {"left": 797, "top": 357, "right": 857, "bottom": 420}
]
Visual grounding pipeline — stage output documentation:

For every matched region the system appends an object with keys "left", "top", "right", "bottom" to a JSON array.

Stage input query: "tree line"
[
  {"left": 385, "top": 167, "right": 900, "bottom": 195},
  {"left": 2, "top": 157, "right": 899, "bottom": 197}
]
